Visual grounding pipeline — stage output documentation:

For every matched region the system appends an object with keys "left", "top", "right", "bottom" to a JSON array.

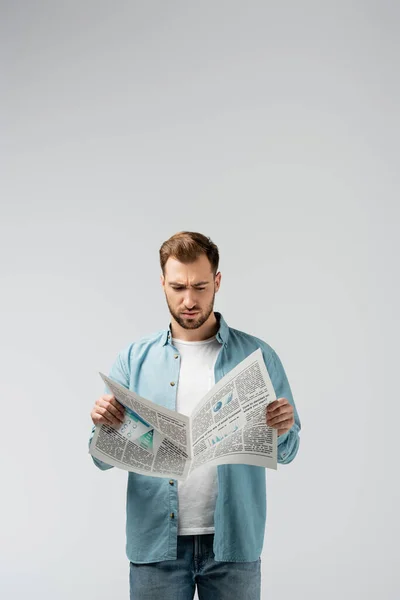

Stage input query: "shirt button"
[
  {"left": 169, "top": 480, "right": 174, "bottom": 485},
  {"left": 170, "top": 512, "right": 175, "bottom": 519},
  {"left": 174, "top": 354, "right": 179, "bottom": 359},
  {"left": 170, "top": 381, "right": 175, "bottom": 386}
]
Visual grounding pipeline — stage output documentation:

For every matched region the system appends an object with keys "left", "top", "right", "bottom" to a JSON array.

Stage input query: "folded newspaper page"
[{"left": 89, "top": 348, "right": 278, "bottom": 479}]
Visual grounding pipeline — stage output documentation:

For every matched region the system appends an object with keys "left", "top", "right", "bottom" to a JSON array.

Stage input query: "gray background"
[{"left": 1, "top": 1, "right": 398, "bottom": 599}]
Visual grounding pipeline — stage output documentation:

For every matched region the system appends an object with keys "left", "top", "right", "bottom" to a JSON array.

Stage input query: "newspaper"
[{"left": 89, "top": 348, "right": 278, "bottom": 480}]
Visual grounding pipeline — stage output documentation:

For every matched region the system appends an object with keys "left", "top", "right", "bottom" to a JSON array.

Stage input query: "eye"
[{"left": 172, "top": 286, "right": 206, "bottom": 291}]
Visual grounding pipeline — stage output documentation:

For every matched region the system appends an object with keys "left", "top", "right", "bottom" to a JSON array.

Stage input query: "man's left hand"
[{"left": 266, "top": 398, "right": 294, "bottom": 437}]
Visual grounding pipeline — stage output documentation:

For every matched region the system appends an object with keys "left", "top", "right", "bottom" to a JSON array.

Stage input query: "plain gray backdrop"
[{"left": 1, "top": 1, "right": 398, "bottom": 599}]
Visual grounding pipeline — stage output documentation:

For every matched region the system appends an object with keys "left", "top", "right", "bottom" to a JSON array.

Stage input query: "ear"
[
  {"left": 160, "top": 273, "right": 165, "bottom": 289},
  {"left": 215, "top": 272, "right": 221, "bottom": 292}
]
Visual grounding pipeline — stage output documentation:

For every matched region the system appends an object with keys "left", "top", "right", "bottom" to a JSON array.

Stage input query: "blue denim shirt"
[{"left": 89, "top": 312, "right": 301, "bottom": 563}]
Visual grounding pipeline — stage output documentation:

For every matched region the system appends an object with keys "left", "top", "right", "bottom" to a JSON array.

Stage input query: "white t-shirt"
[{"left": 171, "top": 334, "right": 221, "bottom": 535}]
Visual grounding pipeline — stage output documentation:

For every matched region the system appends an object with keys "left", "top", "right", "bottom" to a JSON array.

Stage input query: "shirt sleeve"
[
  {"left": 89, "top": 349, "right": 131, "bottom": 471},
  {"left": 269, "top": 349, "right": 301, "bottom": 464}
]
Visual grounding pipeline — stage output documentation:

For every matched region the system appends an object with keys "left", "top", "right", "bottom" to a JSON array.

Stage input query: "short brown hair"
[{"left": 159, "top": 231, "right": 219, "bottom": 276}]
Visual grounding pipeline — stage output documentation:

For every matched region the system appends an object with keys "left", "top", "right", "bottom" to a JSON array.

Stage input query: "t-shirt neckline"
[{"left": 171, "top": 335, "right": 217, "bottom": 346}]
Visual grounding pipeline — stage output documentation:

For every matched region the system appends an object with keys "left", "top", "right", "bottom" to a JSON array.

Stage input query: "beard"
[{"left": 165, "top": 290, "right": 215, "bottom": 330}]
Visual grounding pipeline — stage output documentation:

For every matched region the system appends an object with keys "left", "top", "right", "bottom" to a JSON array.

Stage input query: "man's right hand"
[{"left": 91, "top": 394, "right": 125, "bottom": 427}]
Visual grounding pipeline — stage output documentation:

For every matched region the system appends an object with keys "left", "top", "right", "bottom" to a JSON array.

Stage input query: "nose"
[{"left": 183, "top": 290, "right": 197, "bottom": 310}]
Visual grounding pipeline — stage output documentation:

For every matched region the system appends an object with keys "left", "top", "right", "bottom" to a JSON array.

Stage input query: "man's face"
[{"left": 161, "top": 255, "right": 221, "bottom": 330}]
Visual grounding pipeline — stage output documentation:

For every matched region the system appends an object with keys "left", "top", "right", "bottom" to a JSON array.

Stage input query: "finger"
[
  {"left": 109, "top": 398, "right": 125, "bottom": 419},
  {"left": 275, "top": 419, "right": 294, "bottom": 432},
  {"left": 106, "top": 400, "right": 125, "bottom": 422},
  {"left": 101, "top": 396, "right": 125, "bottom": 419},
  {"left": 95, "top": 407, "right": 115, "bottom": 425},
  {"left": 100, "top": 395, "right": 124, "bottom": 419},
  {"left": 96, "top": 406, "right": 121, "bottom": 426},
  {"left": 267, "top": 413, "right": 293, "bottom": 427},
  {"left": 98, "top": 399, "right": 124, "bottom": 423},
  {"left": 266, "top": 400, "right": 279, "bottom": 412},
  {"left": 267, "top": 398, "right": 288, "bottom": 413},
  {"left": 93, "top": 412, "right": 114, "bottom": 426},
  {"left": 266, "top": 405, "right": 291, "bottom": 419},
  {"left": 266, "top": 406, "right": 292, "bottom": 422},
  {"left": 92, "top": 405, "right": 115, "bottom": 426}
]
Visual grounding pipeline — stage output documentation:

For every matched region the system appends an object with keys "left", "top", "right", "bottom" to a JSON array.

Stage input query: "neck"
[{"left": 170, "top": 311, "right": 219, "bottom": 342}]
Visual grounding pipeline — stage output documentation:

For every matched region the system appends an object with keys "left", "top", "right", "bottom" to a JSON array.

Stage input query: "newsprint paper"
[{"left": 89, "top": 348, "right": 278, "bottom": 480}]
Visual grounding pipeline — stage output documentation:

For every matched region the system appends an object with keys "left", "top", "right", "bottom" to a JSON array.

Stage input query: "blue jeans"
[{"left": 129, "top": 534, "right": 261, "bottom": 599}]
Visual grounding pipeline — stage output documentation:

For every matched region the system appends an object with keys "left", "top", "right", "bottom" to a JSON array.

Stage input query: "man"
[{"left": 89, "top": 231, "right": 301, "bottom": 600}]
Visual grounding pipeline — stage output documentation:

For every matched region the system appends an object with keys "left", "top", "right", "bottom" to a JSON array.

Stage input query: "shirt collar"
[{"left": 162, "top": 311, "right": 229, "bottom": 347}]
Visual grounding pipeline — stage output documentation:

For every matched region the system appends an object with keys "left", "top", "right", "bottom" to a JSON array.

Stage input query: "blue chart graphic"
[
  {"left": 213, "top": 392, "right": 233, "bottom": 413},
  {"left": 138, "top": 429, "right": 154, "bottom": 451},
  {"left": 119, "top": 407, "right": 151, "bottom": 440},
  {"left": 210, "top": 424, "right": 239, "bottom": 446}
]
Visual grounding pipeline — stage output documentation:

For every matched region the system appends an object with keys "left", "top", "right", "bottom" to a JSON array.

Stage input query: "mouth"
[{"left": 182, "top": 312, "right": 199, "bottom": 317}]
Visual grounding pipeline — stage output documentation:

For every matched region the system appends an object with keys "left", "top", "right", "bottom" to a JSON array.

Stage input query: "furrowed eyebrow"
[{"left": 169, "top": 281, "right": 209, "bottom": 287}]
